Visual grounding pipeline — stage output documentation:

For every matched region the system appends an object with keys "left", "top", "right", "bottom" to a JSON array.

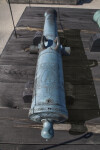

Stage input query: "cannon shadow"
[
  {"left": 59, "top": 29, "right": 100, "bottom": 134},
  {"left": 77, "top": 0, "right": 93, "bottom": 5}
]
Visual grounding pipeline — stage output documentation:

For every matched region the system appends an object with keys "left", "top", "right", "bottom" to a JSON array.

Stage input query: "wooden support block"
[
  {"left": 90, "top": 33, "right": 100, "bottom": 52},
  {"left": 23, "top": 81, "right": 34, "bottom": 103}
]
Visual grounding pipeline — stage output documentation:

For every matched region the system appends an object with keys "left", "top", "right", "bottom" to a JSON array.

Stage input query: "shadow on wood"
[
  {"left": 77, "top": 0, "right": 93, "bottom": 5},
  {"left": 90, "top": 33, "right": 100, "bottom": 52},
  {"left": 60, "top": 29, "right": 100, "bottom": 134}
]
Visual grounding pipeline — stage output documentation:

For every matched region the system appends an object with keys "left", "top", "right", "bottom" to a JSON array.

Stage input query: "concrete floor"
[{"left": 0, "top": 0, "right": 100, "bottom": 54}]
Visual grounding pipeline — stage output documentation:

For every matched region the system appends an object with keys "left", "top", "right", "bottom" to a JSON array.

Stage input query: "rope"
[
  {"left": 40, "top": 132, "right": 93, "bottom": 150},
  {"left": 57, "top": 7, "right": 64, "bottom": 34},
  {"left": 29, "top": 0, "right": 31, "bottom": 7},
  {"left": 7, "top": 0, "right": 17, "bottom": 38}
]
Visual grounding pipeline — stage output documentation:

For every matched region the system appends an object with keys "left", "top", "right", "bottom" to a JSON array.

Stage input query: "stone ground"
[{"left": 0, "top": 0, "right": 100, "bottom": 54}]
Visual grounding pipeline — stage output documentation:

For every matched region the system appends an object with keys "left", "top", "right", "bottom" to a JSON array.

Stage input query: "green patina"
[{"left": 93, "top": 10, "right": 100, "bottom": 28}]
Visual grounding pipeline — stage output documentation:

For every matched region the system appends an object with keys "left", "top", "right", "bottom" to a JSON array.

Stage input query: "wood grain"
[
  {"left": 0, "top": 7, "right": 100, "bottom": 147},
  {"left": 0, "top": 144, "right": 100, "bottom": 150},
  {"left": 9, "top": 0, "right": 78, "bottom": 5}
]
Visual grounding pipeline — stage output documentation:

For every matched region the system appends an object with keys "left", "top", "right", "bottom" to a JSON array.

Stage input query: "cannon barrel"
[
  {"left": 29, "top": 8, "right": 70, "bottom": 140},
  {"left": 44, "top": 9, "right": 57, "bottom": 40}
]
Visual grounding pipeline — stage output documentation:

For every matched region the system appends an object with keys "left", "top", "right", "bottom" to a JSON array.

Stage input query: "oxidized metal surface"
[
  {"left": 29, "top": 48, "right": 68, "bottom": 120},
  {"left": 29, "top": 8, "right": 70, "bottom": 140},
  {"left": 93, "top": 10, "right": 100, "bottom": 28}
]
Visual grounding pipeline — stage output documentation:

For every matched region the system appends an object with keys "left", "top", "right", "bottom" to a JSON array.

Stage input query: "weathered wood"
[
  {"left": 0, "top": 7, "right": 100, "bottom": 147},
  {"left": 0, "top": 108, "right": 99, "bottom": 121},
  {"left": 15, "top": 7, "right": 99, "bottom": 31},
  {"left": 17, "top": 19, "right": 99, "bottom": 31},
  {"left": 0, "top": 81, "right": 99, "bottom": 126},
  {"left": 0, "top": 126, "right": 100, "bottom": 144},
  {"left": 0, "top": 110, "right": 99, "bottom": 132},
  {"left": 1, "top": 28, "right": 99, "bottom": 60},
  {"left": 1, "top": 64, "right": 100, "bottom": 84},
  {"left": 9, "top": 0, "right": 78, "bottom": 5},
  {"left": 84, "top": 51, "right": 100, "bottom": 61},
  {"left": 0, "top": 144, "right": 100, "bottom": 150},
  {"left": 93, "top": 81, "right": 100, "bottom": 107},
  {"left": 0, "top": 79, "right": 99, "bottom": 124},
  {"left": 0, "top": 56, "right": 99, "bottom": 67},
  {"left": 0, "top": 108, "right": 29, "bottom": 119},
  {"left": 0, "top": 82, "right": 99, "bottom": 109},
  {"left": 0, "top": 65, "right": 35, "bottom": 83},
  {"left": 0, "top": 56, "right": 37, "bottom": 66},
  {"left": 0, "top": 82, "right": 25, "bottom": 109},
  {"left": 20, "top": 7, "right": 97, "bottom": 19},
  {"left": 89, "top": 33, "right": 100, "bottom": 52},
  {"left": 65, "top": 84, "right": 99, "bottom": 108}
]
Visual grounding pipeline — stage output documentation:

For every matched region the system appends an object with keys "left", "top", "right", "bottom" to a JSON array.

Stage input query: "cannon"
[
  {"left": 28, "top": 8, "right": 71, "bottom": 140},
  {"left": 93, "top": 10, "right": 100, "bottom": 28}
]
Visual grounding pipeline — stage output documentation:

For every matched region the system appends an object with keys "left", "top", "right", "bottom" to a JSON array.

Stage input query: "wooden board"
[
  {"left": 0, "top": 7, "right": 100, "bottom": 148},
  {"left": 0, "top": 144, "right": 100, "bottom": 150},
  {"left": 9, "top": 0, "right": 78, "bottom": 5},
  {"left": 0, "top": 125, "right": 99, "bottom": 144}
]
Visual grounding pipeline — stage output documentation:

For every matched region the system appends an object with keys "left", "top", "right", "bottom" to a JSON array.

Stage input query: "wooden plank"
[
  {"left": 0, "top": 109, "right": 29, "bottom": 119},
  {"left": 20, "top": 7, "right": 97, "bottom": 19},
  {"left": 59, "top": 8, "right": 97, "bottom": 14},
  {"left": 0, "top": 56, "right": 98, "bottom": 67},
  {"left": 0, "top": 126, "right": 100, "bottom": 144},
  {"left": 64, "top": 66, "right": 99, "bottom": 85},
  {"left": 65, "top": 84, "right": 99, "bottom": 109},
  {"left": 86, "top": 117, "right": 100, "bottom": 125},
  {"left": 15, "top": 7, "right": 99, "bottom": 31},
  {"left": 2, "top": 35, "right": 99, "bottom": 62},
  {"left": 0, "top": 108, "right": 99, "bottom": 121},
  {"left": 63, "top": 59, "right": 100, "bottom": 67},
  {"left": 9, "top": 0, "right": 78, "bottom": 5},
  {"left": 0, "top": 117, "right": 100, "bottom": 133},
  {"left": 85, "top": 51, "right": 100, "bottom": 61},
  {"left": 0, "top": 82, "right": 99, "bottom": 109},
  {"left": 17, "top": 145, "right": 100, "bottom": 150},
  {"left": 0, "top": 56, "right": 37, "bottom": 66},
  {"left": 21, "top": 9, "right": 95, "bottom": 20},
  {"left": 1, "top": 64, "right": 100, "bottom": 85},
  {"left": 0, "top": 144, "right": 100, "bottom": 150},
  {"left": 0, "top": 7, "right": 100, "bottom": 146},
  {"left": 0, "top": 73, "right": 99, "bottom": 122},
  {"left": 0, "top": 31, "right": 88, "bottom": 57},
  {"left": 0, "top": 110, "right": 99, "bottom": 129},
  {"left": 16, "top": 17, "right": 95, "bottom": 28},
  {"left": 0, "top": 82, "right": 25, "bottom": 109},
  {"left": 1, "top": 39, "right": 100, "bottom": 64},
  {"left": 0, "top": 65, "right": 35, "bottom": 83},
  {"left": 17, "top": 19, "right": 99, "bottom": 31},
  {"left": 1, "top": 29, "right": 99, "bottom": 60},
  {"left": 0, "top": 80, "right": 99, "bottom": 125},
  {"left": 0, "top": 78, "right": 99, "bottom": 123}
]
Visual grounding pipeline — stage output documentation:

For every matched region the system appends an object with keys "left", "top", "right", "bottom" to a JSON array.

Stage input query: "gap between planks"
[{"left": 16, "top": 27, "right": 98, "bottom": 34}]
